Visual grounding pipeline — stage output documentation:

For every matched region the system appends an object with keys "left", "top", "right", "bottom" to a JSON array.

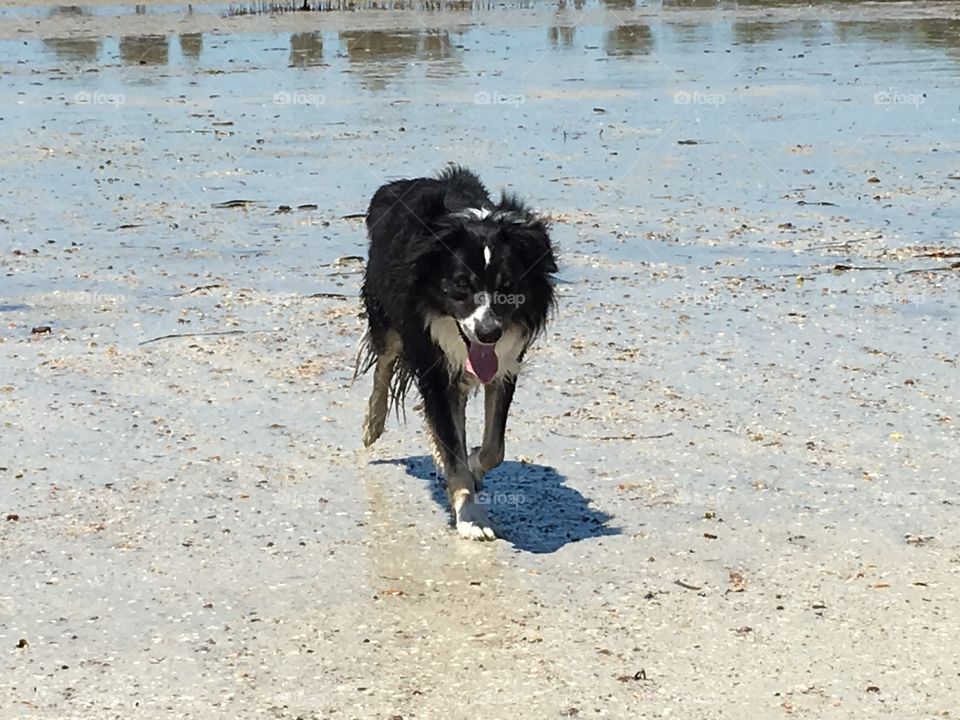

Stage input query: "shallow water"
[
  {"left": 3, "top": 1, "right": 958, "bottom": 429},
  {"left": 3, "top": 4, "right": 959, "bottom": 459},
  {"left": 2, "top": 5, "right": 959, "bottom": 716},
  {"left": 3, "top": 4, "right": 959, "bottom": 290}
]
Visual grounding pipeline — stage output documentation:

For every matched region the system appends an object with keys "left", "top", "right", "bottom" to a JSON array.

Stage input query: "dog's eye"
[
  {"left": 445, "top": 276, "right": 472, "bottom": 297},
  {"left": 500, "top": 279, "right": 513, "bottom": 291}
]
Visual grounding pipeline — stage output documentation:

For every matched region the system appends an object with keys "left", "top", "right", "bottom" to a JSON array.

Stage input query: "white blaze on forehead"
[
  {"left": 459, "top": 290, "right": 494, "bottom": 342},
  {"left": 483, "top": 245, "right": 492, "bottom": 268}
]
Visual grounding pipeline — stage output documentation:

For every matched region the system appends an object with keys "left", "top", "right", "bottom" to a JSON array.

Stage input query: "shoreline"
[{"left": 2, "top": 1, "right": 960, "bottom": 41}]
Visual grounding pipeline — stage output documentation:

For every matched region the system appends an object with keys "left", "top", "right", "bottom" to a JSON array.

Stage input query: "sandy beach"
[{"left": 1, "top": 0, "right": 959, "bottom": 717}]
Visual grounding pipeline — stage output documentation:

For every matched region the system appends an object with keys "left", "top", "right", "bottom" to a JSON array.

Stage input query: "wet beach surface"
[{"left": 1, "top": 1, "right": 959, "bottom": 717}]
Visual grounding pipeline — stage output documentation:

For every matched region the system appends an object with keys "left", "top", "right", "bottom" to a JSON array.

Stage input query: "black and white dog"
[{"left": 356, "top": 167, "right": 557, "bottom": 540}]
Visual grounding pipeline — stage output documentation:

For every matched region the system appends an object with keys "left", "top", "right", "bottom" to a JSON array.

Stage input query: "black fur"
[
  {"left": 358, "top": 166, "right": 556, "bottom": 413},
  {"left": 356, "top": 166, "right": 557, "bottom": 538}
]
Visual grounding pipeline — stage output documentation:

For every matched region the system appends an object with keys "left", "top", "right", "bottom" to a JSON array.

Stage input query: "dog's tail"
[
  {"left": 388, "top": 363, "right": 414, "bottom": 422},
  {"left": 351, "top": 329, "right": 377, "bottom": 385}
]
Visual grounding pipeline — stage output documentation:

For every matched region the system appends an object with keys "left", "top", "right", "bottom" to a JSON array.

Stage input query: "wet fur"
[{"left": 356, "top": 166, "right": 557, "bottom": 539}]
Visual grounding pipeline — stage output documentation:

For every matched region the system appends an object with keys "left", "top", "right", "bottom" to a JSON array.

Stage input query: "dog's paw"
[
  {"left": 362, "top": 415, "right": 383, "bottom": 448},
  {"left": 362, "top": 426, "right": 379, "bottom": 448},
  {"left": 455, "top": 497, "right": 496, "bottom": 541}
]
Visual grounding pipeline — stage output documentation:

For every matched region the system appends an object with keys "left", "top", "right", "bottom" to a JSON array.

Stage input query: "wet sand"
[{"left": 1, "top": 1, "right": 959, "bottom": 718}]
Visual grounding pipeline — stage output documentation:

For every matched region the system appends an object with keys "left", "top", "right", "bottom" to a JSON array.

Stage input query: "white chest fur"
[{"left": 426, "top": 315, "right": 527, "bottom": 383}]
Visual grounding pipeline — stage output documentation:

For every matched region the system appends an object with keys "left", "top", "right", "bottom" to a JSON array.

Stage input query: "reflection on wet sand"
[
  {"left": 119, "top": 34, "right": 169, "bottom": 65},
  {"left": 729, "top": 17, "right": 960, "bottom": 51},
  {"left": 33, "top": 11, "right": 960, "bottom": 71},
  {"left": 52, "top": 4, "right": 84, "bottom": 14},
  {"left": 44, "top": 36, "right": 102, "bottom": 63},
  {"left": 340, "top": 30, "right": 462, "bottom": 90},
  {"left": 663, "top": 0, "right": 720, "bottom": 8},
  {"left": 232, "top": 0, "right": 529, "bottom": 13},
  {"left": 179, "top": 32, "right": 203, "bottom": 61},
  {"left": 420, "top": 30, "right": 456, "bottom": 61},
  {"left": 604, "top": 23, "right": 653, "bottom": 56},
  {"left": 835, "top": 18, "right": 960, "bottom": 50},
  {"left": 548, "top": 0, "right": 582, "bottom": 47},
  {"left": 420, "top": 31, "right": 461, "bottom": 79},
  {"left": 548, "top": 25, "right": 576, "bottom": 48},
  {"left": 340, "top": 30, "right": 419, "bottom": 91},
  {"left": 43, "top": 6, "right": 101, "bottom": 62},
  {"left": 341, "top": 29, "right": 420, "bottom": 61},
  {"left": 290, "top": 31, "right": 324, "bottom": 67},
  {"left": 732, "top": 20, "right": 783, "bottom": 46},
  {"left": 664, "top": 19, "right": 714, "bottom": 47}
]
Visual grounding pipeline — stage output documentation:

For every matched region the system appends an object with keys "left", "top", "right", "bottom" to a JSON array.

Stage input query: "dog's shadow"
[{"left": 373, "top": 456, "right": 619, "bottom": 553}]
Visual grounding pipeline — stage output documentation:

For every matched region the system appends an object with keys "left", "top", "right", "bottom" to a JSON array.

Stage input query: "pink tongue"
[{"left": 466, "top": 342, "right": 498, "bottom": 383}]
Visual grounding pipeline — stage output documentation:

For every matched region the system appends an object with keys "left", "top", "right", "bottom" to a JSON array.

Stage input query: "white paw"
[{"left": 455, "top": 497, "right": 496, "bottom": 541}]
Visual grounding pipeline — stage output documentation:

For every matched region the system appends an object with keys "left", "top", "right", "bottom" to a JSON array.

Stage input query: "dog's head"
[{"left": 415, "top": 203, "right": 557, "bottom": 383}]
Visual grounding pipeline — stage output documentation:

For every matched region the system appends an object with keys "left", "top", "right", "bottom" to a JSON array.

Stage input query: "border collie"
[{"left": 355, "top": 167, "right": 557, "bottom": 540}]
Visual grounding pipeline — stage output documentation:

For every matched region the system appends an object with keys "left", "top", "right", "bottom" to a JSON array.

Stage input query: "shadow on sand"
[{"left": 373, "top": 456, "right": 619, "bottom": 553}]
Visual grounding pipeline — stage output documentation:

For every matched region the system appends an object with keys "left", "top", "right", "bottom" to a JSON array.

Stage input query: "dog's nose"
[{"left": 475, "top": 320, "right": 502, "bottom": 345}]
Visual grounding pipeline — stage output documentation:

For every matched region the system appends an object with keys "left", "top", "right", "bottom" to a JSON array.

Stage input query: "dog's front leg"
[
  {"left": 416, "top": 366, "right": 496, "bottom": 541},
  {"left": 468, "top": 377, "right": 516, "bottom": 486}
]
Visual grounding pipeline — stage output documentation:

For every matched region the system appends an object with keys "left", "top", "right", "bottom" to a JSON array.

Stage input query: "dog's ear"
[
  {"left": 423, "top": 184, "right": 453, "bottom": 221},
  {"left": 442, "top": 188, "right": 470, "bottom": 214},
  {"left": 505, "top": 217, "right": 557, "bottom": 277},
  {"left": 495, "top": 192, "right": 557, "bottom": 275},
  {"left": 440, "top": 165, "right": 491, "bottom": 214}
]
